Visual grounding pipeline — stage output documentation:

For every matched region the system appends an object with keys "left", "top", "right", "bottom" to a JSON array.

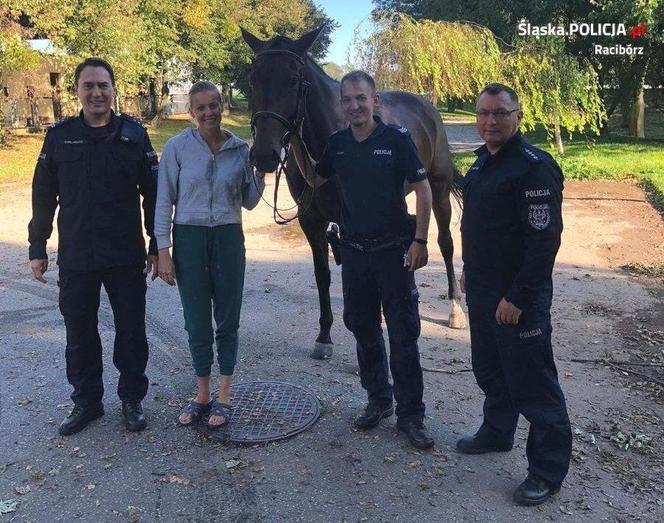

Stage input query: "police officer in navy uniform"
[
  {"left": 457, "top": 83, "right": 572, "bottom": 505},
  {"left": 28, "top": 58, "right": 159, "bottom": 436},
  {"left": 303, "top": 71, "right": 434, "bottom": 450}
]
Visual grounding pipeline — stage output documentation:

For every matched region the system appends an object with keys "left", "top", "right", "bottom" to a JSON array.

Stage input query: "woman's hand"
[{"left": 158, "top": 249, "right": 176, "bottom": 286}]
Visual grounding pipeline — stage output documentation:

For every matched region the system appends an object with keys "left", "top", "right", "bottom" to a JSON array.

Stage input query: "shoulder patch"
[
  {"left": 519, "top": 145, "right": 542, "bottom": 163},
  {"left": 48, "top": 116, "right": 76, "bottom": 131},
  {"left": 120, "top": 113, "right": 146, "bottom": 129},
  {"left": 386, "top": 123, "right": 410, "bottom": 134},
  {"left": 119, "top": 114, "right": 147, "bottom": 144}
]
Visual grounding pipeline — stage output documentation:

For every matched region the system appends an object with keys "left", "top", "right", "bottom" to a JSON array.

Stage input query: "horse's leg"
[
  {"left": 298, "top": 211, "right": 334, "bottom": 359},
  {"left": 430, "top": 178, "right": 467, "bottom": 329}
]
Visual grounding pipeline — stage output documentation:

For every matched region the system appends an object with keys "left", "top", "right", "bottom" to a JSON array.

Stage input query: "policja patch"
[{"left": 528, "top": 203, "right": 551, "bottom": 230}]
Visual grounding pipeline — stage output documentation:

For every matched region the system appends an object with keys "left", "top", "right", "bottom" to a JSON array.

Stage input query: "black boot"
[
  {"left": 59, "top": 403, "right": 104, "bottom": 436},
  {"left": 397, "top": 418, "right": 434, "bottom": 450},
  {"left": 353, "top": 402, "right": 394, "bottom": 430},
  {"left": 121, "top": 401, "right": 147, "bottom": 432},
  {"left": 513, "top": 474, "right": 560, "bottom": 506},
  {"left": 456, "top": 427, "right": 513, "bottom": 454}
]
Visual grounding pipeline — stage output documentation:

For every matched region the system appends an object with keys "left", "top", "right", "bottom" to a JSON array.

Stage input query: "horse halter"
[
  {"left": 249, "top": 49, "right": 318, "bottom": 225},
  {"left": 249, "top": 49, "right": 311, "bottom": 145}
]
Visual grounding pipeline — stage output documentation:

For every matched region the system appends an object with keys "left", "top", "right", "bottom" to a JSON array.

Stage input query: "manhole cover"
[{"left": 204, "top": 381, "right": 320, "bottom": 444}]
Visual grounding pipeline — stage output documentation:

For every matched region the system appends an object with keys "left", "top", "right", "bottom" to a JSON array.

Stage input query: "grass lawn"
[
  {"left": 0, "top": 111, "right": 252, "bottom": 183},
  {"left": 448, "top": 108, "right": 664, "bottom": 212},
  {"left": 1, "top": 106, "right": 661, "bottom": 212}
]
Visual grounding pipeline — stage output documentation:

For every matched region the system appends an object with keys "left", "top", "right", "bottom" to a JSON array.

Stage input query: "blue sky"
[{"left": 318, "top": 0, "right": 375, "bottom": 65}]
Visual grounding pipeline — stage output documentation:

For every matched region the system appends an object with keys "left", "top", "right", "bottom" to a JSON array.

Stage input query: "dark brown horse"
[{"left": 242, "top": 26, "right": 466, "bottom": 359}]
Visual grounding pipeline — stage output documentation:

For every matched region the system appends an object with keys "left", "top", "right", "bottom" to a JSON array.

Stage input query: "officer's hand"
[
  {"left": 255, "top": 170, "right": 266, "bottom": 180},
  {"left": 30, "top": 259, "right": 48, "bottom": 283},
  {"left": 495, "top": 298, "right": 522, "bottom": 325},
  {"left": 146, "top": 254, "right": 159, "bottom": 281},
  {"left": 459, "top": 271, "right": 465, "bottom": 293},
  {"left": 158, "top": 249, "right": 176, "bottom": 286},
  {"left": 406, "top": 242, "right": 428, "bottom": 272}
]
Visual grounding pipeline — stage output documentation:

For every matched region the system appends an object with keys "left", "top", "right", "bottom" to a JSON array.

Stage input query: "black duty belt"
[{"left": 340, "top": 235, "right": 412, "bottom": 253}]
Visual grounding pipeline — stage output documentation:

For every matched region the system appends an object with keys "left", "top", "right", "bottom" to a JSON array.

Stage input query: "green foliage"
[
  {"left": 0, "top": 32, "right": 40, "bottom": 78},
  {"left": 322, "top": 62, "right": 344, "bottom": 81},
  {"left": 373, "top": 0, "right": 664, "bottom": 130},
  {"left": 356, "top": 13, "right": 500, "bottom": 104},
  {"left": 357, "top": 14, "right": 606, "bottom": 140},
  {"left": 6, "top": 0, "right": 337, "bottom": 100},
  {"left": 0, "top": 29, "right": 40, "bottom": 143},
  {"left": 503, "top": 41, "right": 606, "bottom": 138}
]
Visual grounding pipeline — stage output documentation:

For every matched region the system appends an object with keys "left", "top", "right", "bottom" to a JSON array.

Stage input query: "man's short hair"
[
  {"left": 340, "top": 70, "right": 376, "bottom": 95},
  {"left": 478, "top": 83, "right": 519, "bottom": 107},
  {"left": 74, "top": 58, "right": 116, "bottom": 88}
]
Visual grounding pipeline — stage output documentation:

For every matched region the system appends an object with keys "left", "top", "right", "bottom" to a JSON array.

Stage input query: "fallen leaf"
[
  {"left": 31, "top": 471, "right": 45, "bottom": 482},
  {"left": 14, "top": 485, "right": 31, "bottom": 495},
  {"left": 86, "top": 483, "right": 96, "bottom": 490},
  {"left": 17, "top": 398, "right": 33, "bottom": 407},
  {"left": 225, "top": 459, "right": 244, "bottom": 470},
  {"left": 161, "top": 474, "right": 191, "bottom": 486}
]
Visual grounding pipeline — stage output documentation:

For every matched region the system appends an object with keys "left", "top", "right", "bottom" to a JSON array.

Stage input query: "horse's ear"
[
  {"left": 294, "top": 24, "right": 326, "bottom": 53},
  {"left": 241, "top": 27, "right": 265, "bottom": 54}
]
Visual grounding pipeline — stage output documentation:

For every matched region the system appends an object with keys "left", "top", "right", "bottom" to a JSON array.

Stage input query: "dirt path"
[{"left": 0, "top": 177, "right": 663, "bottom": 522}]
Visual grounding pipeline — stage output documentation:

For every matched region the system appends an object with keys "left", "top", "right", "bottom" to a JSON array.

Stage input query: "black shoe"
[
  {"left": 456, "top": 430, "right": 513, "bottom": 455},
  {"left": 121, "top": 401, "right": 147, "bottom": 432},
  {"left": 58, "top": 403, "right": 104, "bottom": 436},
  {"left": 397, "top": 418, "right": 435, "bottom": 450},
  {"left": 513, "top": 474, "right": 560, "bottom": 506},
  {"left": 353, "top": 402, "right": 394, "bottom": 430}
]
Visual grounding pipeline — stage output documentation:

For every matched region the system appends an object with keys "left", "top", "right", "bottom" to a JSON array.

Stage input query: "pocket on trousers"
[{"left": 399, "top": 286, "right": 421, "bottom": 341}]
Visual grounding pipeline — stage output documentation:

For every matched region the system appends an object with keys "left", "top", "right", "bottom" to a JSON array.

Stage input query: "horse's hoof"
[
  {"left": 449, "top": 301, "right": 467, "bottom": 330},
  {"left": 310, "top": 342, "right": 333, "bottom": 360}
]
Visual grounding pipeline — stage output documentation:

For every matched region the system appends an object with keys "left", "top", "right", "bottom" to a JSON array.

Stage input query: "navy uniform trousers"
[
  {"left": 341, "top": 244, "right": 425, "bottom": 420},
  {"left": 58, "top": 264, "right": 149, "bottom": 406},
  {"left": 467, "top": 297, "right": 572, "bottom": 487}
]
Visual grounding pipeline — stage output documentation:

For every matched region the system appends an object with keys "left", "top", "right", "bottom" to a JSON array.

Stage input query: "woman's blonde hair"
[{"left": 188, "top": 80, "right": 223, "bottom": 107}]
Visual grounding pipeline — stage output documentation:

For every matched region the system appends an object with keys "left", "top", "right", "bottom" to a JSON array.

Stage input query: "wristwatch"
[{"left": 413, "top": 238, "right": 427, "bottom": 245}]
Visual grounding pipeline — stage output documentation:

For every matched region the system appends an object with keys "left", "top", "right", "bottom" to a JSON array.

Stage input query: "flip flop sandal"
[
  {"left": 177, "top": 400, "right": 212, "bottom": 426},
  {"left": 206, "top": 401, "right": 232, "bottom": 431}
]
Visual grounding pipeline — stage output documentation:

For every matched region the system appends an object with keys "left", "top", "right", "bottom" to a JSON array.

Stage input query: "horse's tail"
[{"left": 451, "top": 166, "right": 464, "bottom": 210}]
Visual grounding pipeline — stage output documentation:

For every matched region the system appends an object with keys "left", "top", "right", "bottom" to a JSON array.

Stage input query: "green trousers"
[{"left": 173, "top": 223, "right": 245, "bottom": 377}]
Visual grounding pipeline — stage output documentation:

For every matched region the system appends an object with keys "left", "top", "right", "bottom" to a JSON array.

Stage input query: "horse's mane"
[{"left": 261, "top": 35, "right": 339, "bottom": 86}]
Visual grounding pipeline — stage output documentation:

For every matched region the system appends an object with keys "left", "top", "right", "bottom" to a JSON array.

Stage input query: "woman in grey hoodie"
[{"left": 155, "top": 81, "right": 265, "bottom": 430}]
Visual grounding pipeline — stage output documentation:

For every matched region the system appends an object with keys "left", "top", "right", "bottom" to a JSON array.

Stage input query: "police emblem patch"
[{"left": 528, "top": 204, "right": 550, "bottom": 230}]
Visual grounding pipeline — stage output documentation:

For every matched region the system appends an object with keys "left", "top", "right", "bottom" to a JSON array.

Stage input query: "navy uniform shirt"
[
  {"left": 28, "top": 111, "right": 159, "bottom": 270},
  {"left": 316, "top": 116, "right": 427, "bottom": 239},
  {"left": 461, "top": 131, "right": 564, "bottom": 310}
]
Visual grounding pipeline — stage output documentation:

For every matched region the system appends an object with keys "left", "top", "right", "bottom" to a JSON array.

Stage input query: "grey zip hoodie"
[{"left": 155, "top": 128, "right": 265, "bottom": 249}]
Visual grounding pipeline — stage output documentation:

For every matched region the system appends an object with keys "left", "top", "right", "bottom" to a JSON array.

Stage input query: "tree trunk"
[
  {"left": 620, "top": 100, "right": 630, "bottom": 128},
  {"left": 553, "top": 122, "right": 564, "bottom": 156},
  {"left": 447, "top": 98, "right": 455, "bottom": 113},
  {"left": 221, "top": 84, "right": 231, "bottom": 114},
  {"left": 628, "top": 85, "right": 645, "bottom": 138},
  {"left": 148, "top": 77, "right": 158, "bottom": 118}
]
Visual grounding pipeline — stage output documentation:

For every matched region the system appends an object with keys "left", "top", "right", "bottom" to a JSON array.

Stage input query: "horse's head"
[{"left": 242, "top": 26, "right": 325, "bottom": 173}]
